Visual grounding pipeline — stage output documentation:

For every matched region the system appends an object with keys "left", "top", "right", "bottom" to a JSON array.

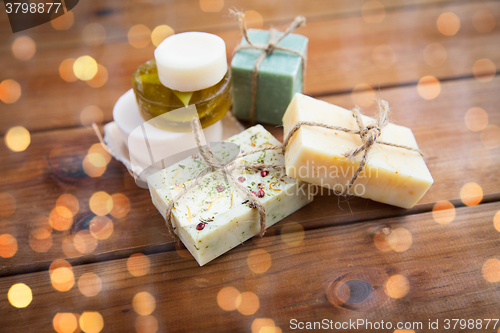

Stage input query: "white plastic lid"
[{"left": 154, "top": 32, "right": 228, "bottom": 92}]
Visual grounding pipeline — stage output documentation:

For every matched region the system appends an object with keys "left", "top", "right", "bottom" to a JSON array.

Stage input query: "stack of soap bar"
[
  {"left": 282, "top": 93, "right": 433, "bottom": 209},
  {"left": 231, "top": 29, "right": 308, "bottom": 125},
  {"left": 147, "top": 125, "right": 313, "bottom": 266}
]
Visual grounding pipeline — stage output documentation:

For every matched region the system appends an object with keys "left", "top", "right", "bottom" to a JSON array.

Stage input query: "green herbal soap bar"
[
  {"left": 231, "top": 29, "right": 308, "bottom": 125},
  {"left": 147, "top": 125, "right": 312, "bottom": 266}
]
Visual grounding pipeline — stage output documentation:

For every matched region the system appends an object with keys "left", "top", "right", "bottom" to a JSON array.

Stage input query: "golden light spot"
[
  {"left": 78, "top": 273, "right": 102, "bottom": 297},
  {"left": 135, "top": 315, "right": 158, "bottom": 333},
  {"left": 50, "top": 206, "right": 73, "bottom": 231},
  {"left": 351, "top": 83, "right": 376, "bottom": 108},
  {"left": 0, "top": 192, "right": 16, "bottom": 217},
  {"left": 0, "top": 79, "right": 21, "bottom": 104},
  {"left": 5, "top": 126, "right": 30, "bottom": 152},
  {"left": 79, "top": 312, "right": 104, "bottom": 333},
  {"left": 417, "top": 76, "right": 441, "bottom": 100},
  {"left": 133, "top": 292, "right": 156, "bottom": 316},
  {"left": 127, "top": 253, "right": 151, "bottom": 277},
  {"left": 62, "top": 235, "right": 80, "bottom": 258},
  {"left": 460, "top": 182, "right": 483, "bottom": 206},
  {"left": 8, "top": 283, "right": 32, "bottom": 308},
  {"left": 57, "top": 194, "right": 80, "bottom": 217},
  {"left": 494, "top": 211, "right": 500, "bottom": 232},
  {"left": 51, "top": 11, "right": 74, "bottom": 30},
  {"left": 388, "top": 228, "right": 412, "bottom": 252},
  {"left": 199, "top": 0, "right": 224, "bottom": 12},
  {"left": 12, "top": 36, "right": 36, "bottom": 61},
  {"left": 0, "top": 234, "right": 17, "bottom": 258},
  {"left": 384, "top": 274, "right": 409, "bottom": 299},
  {"left": 89, "top": 191, "right": 113, "bottom": 216},
  {"left": 373, "top": 227, "right": 391, "bottom": 252},
  {"left": 423, "top": 43, "right": 447, "bottom": 67},
  {"left": 31, "top": 215, "right": 52, "bottom": 238},
  {"left": 88, "top": 143, "right": 111, "bottom": 165},
  {"left": 128, "top": 25, "right": 151, "bottom": 48},
  {"left": 432, "top": 201, "right": 455, "bottom": 225},
  {"left": 29, "top": 231, "right": 52, "bottom": 253},
  {"left": 252, "top": 318, "right": 277, "bottom": 333},
  {"left": 281, "top": 222, "right": 305, "bottom": 246},
  {"left": 482, "top": 258, "right": 500, "bottom": 282},
  {"left": 88, "top": 153, "right": 107, "bottom": 168},
  {"left": 60, "top": 58, "right": 78, "bottom": 82},
  {"left": 89, "top": 216, "right": 113, "bottom": 240},
  {"left": 236, "top": 291, "right": 259, "bottom": 315},
  {"left": 247, "top": 249, "right": 272, "bottom": 274},
  {"left": 50, "top": 266, "right": 75, "bottom": 292},
  {"left": 110, "top": 193, "right": 131, "bottom": 218},
  {"left": 372, "top": 44, "right": 395, "bottom": 69},
  {"left": 243, "top": 10, "right": 263, "bottom": 29},
  {"left": 437, "top": 12, "right": 460, "bottom": 36},
  {"left": 53, "top": 313, "right": 78, "bottom": 333},
  {"left": 465, "top": 107, "right": 488, "bottom": 132},
  {"left": 217, "top": 286, "right": 240, "bottom": 311},
  {"left": 151, "top": 25, "right": 175, "bottom": 47},
  {"left": 86, "top": 64, "right": 108, "bottom": 88},
  {"left": 473, "top": 58, "right": 496, "bottom": 82},
  {"left": 361, "top": 1, "right": 385, "bottom": 24},
  {"left": 473, "top": 10, "right": 496, "bottom": 33},
  {"left": 82, "top": 23, "right": 106, "bottom": 47},
  {"left": 80, "top": 106, "right": 104, "bottom": 126},
  {"left": 481, "top": 125, "right": 500, "bottom": 149},
  {"left": 73, "top": 230, "right": 98, "bottom": 254},
  {"left": 73, "top": 55, "right": 98, "bottom": 81}
]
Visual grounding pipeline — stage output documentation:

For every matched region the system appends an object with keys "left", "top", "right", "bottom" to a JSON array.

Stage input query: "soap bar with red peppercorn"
[{"left": 147, "top": 125, "right": 313, "bottom": 266}]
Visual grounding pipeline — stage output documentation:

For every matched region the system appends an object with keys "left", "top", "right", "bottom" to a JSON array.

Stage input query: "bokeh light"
[
  {"left": 460, "top": 182, "right": 483, "bottom": 206},
  {"left": 247, "top": 249, "right": 272, "bottom": 274},
  {"left": 199, "top": 0, "right": 224, "bottom": 12},
  {"left": 89, "top": 216, "right": 113, "bottom": 240},
  {"left": 8, "top": 283, "right": 32, "bottom": 308},
  {"left": 0, "top": 79, "right": 21, "bottom": 104},
  {"left": 53, "top": 313, "right": 79, "bottom": 333},
  {"left": 12, "top": 36, "right": 36, "bottom": 61},
  {"left": 5, "top": 126, "right": 30, "bottom": 152},
  {"left": 465, "top": 107, "right": 488, "bottom": 132},
  {"left": 374, "top": 227, "right": 391, "bottom": 252},
  {"left": 417, "top": 76, "right": 441, "bottom": 100},
  {"left": 481, "top": 125, "right": 500, "bottom": 149},
  {"left": 236, "top": 291, "right": 259, "bottom": 315},
  {"left": 78, "top": 273, "right": 102, "bottom": 297},
  {"left": 88, "top": 143, "right": 111, "bottom": 164},
  {"left": 252, "top": 318, "right": 278, "bottom": 333},
  {"left": 127, "top": 253, "right": 151, "bottom": 277},
  {"left": 361, "top": 1, "right": 385, "bottom": 24},
  {"left": 243, "top": 10, "right": 263, "bottom": 29},
  {"left": 62, "top": 235, "right": 81, "bottom": 258},
  {"left": 372, "top": 44, "right": 395, "bottom": 69},
  {"left": 472, "top": 10, "right": 495, "bottom": 33},
  {"left": 79, "top": 312, "right": 104, "bottom": 333},
  {"left": 351, "top": 83, "right": 376, "bottom": 108},
  {"left": 482, "top": 259, "right": 500, "bottom": 282},
  {"left": 0, "top": 192, "right": 16, "bottom": 217},
  {"left": 50, "top": 260, "right": 75, "bottom": 292},
  {"left": 280, "top": 222, "right": 305, "bottom": 246},
  {"left": 494, "top": 211, "right": 500, "bottom": 232},
  {"left": 388, "top": 228, "right": 412, "bottom": 252},
  {"left": 60, "top": 58, "right": 78, "bottom": 82},
  {"left": 73, "top": 56, "right": 98, "bottom": 81},
  {"left": 151, "top": 25, "right": 175, "bottom": 47},
  {"left": 384, "top": 274, "right": 409, "bottom": 299},
  {"left": 0, "top": 234, "right": 18, "bottom": 258},
  {"left": 110, "top": 193, "right": 131, "bottom": 218},
  {"left": 87, "top": 64, "right": 108, "bottom": 88},
  {"left": 432, "top": 201, "right": 455, "bottom": 225},
  {"left": 128, "top": 25, "right": 151, "bottom": 48},
  {"left": 57, "top": 194, "right": 80, "bottom": 217},
  {"left": 83, "top": 153, "right": 107, "bottom": 178},
  {"left": 82, "top": 23, "right": 106, "bottom": 47},
  {"left": 50, "top": 206, "right": 73, "bottom": 231},
  {"left": 135, "top": 315, "right": 158, "bottom": 333},
  {"left": 89, "top": 191, "right": 113, "bottom": 216},
  {"left": 437, "top": 12, "right": 460, "bottom": 36},
  {"left": 73, "top": 230, "right": 98, "bottom": 254},
  {"left": 80, "top": 106, "right": 104, "bottom": 126},
  {"left": 423, "top": 43, "right": 447, "bottom": 67},
  {"left": 29, "top": 230, "right": 53, "bottom": 253},
  {"left": 473, "top": 58, "right": 496, "bottom": 82},
  {"left": 217, "top": 286, "right": 240, "bottom": 311},
  {"left": 133, "top": 292, "right": 156, "bottom": 316},
  {"left": 51, "top": 11, "right": 74, "bottom": 30}
]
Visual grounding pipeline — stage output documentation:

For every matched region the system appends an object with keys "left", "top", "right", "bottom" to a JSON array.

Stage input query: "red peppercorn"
[
  {"left": 257, "top": 190, "right": 265, "bottom": 198},
  {"left": 192, "top": 154, "right": 199, "bottom": 159},
  {"left": 257, "top": 183, "right": 264, "bottom": 189},
  {"left": 280, "top": 178, "right": 284, "bottom": 182},
  {"left": 196, "top": 222, "right": 206, "bottom": 230},
  {"left": 238, "top": 176, "right": 246, "bottom": 182},
  {"left": 251, "top": 191, "right": 257, "bottom": 196},
  {"left": 261, "top": 170, "right": 269, "bottom": 177},
  {"left": 216, "top": 185, "right": 224, "bottom": 193}
]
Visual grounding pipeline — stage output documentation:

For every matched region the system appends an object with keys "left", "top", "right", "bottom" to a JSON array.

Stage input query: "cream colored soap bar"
[
  {"left": 147, "top": 125, "right": 312, "bottom": 266},
  {"left": 282, "top": 93, "right": 433, "bottom": 208}
]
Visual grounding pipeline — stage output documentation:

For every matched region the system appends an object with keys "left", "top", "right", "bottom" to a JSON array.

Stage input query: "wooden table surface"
[{"left": 1, "top": 0, "right": 499, "bottom": 332}]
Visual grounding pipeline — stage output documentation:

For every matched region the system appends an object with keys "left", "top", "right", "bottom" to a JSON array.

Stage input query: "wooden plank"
[
  {"left": 0, "top": 76, "right": 499, "bottom": 275},
  {"left": 1, "top": 1, "right": 499, "bottom": 133},
  {"left": 0, "top": 202, "right": 499, "bottom": 332}
]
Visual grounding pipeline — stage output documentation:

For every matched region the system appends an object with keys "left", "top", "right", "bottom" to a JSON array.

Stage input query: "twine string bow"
[{"left": 230, "top": 9, "right": 307, "bottom": 124}]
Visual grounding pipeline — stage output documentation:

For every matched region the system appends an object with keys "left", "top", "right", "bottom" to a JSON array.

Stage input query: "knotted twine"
[
  {"left": 229, "top": 9, "right": 307, "bottom": 124},
  {"left": 159, "top": 100, "right": 423, "bottom": 238}
]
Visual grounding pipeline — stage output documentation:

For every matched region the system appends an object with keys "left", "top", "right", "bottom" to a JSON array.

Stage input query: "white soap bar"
[
  {"left": 282, "top": 93, "right": 433, "bottom": 209},
  {"left": 154, "top": 32, "right": 228, "bottom": 92},
  {"left": 148, "top": 125, "right": 313, "bottom": 266}
]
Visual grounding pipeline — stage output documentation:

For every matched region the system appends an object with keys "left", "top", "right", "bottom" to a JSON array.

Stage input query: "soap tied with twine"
[{"left": 230, "top": 9, "right": 307, "bottom": 124}]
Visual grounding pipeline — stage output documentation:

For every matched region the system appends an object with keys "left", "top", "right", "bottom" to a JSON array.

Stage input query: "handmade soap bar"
[
  {"left": 231, "top": 29, "right": 308, "bottom": 125},
  {"left": 147, "top": 125, "right": 313, "bottom": 266},
  {"left": 282, "top": 94, "right": 433, "bottom": 209}
]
